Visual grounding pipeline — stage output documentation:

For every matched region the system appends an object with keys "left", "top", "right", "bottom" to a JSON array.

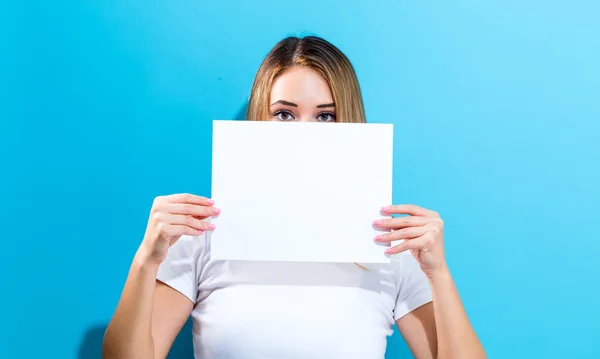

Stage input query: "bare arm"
[
  {"left": 102, "top": 256, "right": 193, "bottom": 359},
  {"left": 429, "top": 267, "right": 485, "bottom": 359},
  {"left": 376, "top": 204, "right": 485, "bottom": 359},
  {"left": 152, "top": 281, "right": 194, "bottom": 358},
  {"left": 103, "top": 193, "right": 217, "bottom": 359},
  {"left": 396, "top": 268, "right": 486, "bottom": 359},
  {"left": 396, "top": 302, "right": 437, "bottom": 359}
]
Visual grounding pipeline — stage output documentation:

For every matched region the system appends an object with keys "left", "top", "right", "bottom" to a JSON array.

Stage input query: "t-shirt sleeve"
[
  {"left": 392, "top": 252, "right": 433, "bottom": 321},
  {"left": 156, "top": 234, "right": 205, "bottom": 304}
]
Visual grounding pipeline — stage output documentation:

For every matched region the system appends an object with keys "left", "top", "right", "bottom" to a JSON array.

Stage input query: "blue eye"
[
  {"left": 274, "top": 110, "right": 295, "bottom": 121},
  {"left": 317, "top": 112, "right": 336, "bottom": 122}
]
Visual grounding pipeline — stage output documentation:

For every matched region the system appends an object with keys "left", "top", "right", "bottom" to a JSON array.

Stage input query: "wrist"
[
  {"left": 425, "top": 264, "right": 452, "bottom": 283},
  {"left": 132, "top": 248, "right": 161, "bottom": 273}
]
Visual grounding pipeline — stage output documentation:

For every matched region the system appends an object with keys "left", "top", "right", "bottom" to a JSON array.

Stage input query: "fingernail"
[
  {"left": 212, "top": 207, "right": 221, "bottom": 214},
  {"left": 209, "top": 224, "right": 216, "bottom": 230},
  {"left": 207, "top": 199, "right": 215, "bottom": 205},
  {"left": 385, "top": 248, "right": 392, "bottom": 254},
  {"left": 381, "top": 206, "right": 391, "bottom": 212},
  {"left": 375, "top": 235, "right": 384, "bottom": 241},
  {"left": 373, "top": 220, "right": 382, "bottom": 226}
]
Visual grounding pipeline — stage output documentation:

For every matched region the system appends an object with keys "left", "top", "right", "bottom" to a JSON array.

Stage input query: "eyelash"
[
  {"left": 317, "top": 112, "right": 336, "bottom": 122},
  {"left": 273, "top": 110, "right": 336, "bottom": 122},
  {"left": 273, "top": 110, "right": 295, "bottom": 121}
]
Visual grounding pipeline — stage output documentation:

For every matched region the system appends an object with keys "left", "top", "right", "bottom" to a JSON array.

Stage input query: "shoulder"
[
  {"left": 388, "top": 252, "right": 433, "bottom": 320},
  {"left": 159, "top": 234, "right": 209, "bottom": 271},
  {"left": 156, "top": 234, "right": 209, "bottom": 303},
  {"left": 389, "top": 251, "right": 424, "bottom": 282},
  {"left": 167, "top": 234, "right": 208, "bottom": 257}
]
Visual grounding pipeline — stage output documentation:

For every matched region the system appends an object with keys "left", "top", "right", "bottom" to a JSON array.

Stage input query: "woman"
[{"left": 103, "top": 36, "right": 486, "bottom": 359}]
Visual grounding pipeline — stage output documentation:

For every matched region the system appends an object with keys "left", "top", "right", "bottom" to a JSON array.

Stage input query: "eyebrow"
[
  {"left": 270, "top": 100, "right": 336, "bottom": 108},
  {"left": 316, "top": 103, "right": 335, "bottom": 108},
  {"left": 270, "top": 100, "right": 297, "bottom": 107}
]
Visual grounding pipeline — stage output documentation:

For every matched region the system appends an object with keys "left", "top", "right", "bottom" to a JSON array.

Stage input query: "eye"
[
  {"left": 273, "top": 110, "right": 295, "bottom": 121},
  {"left": 316, "top": 112, "right": 336, "bottom": 122}
]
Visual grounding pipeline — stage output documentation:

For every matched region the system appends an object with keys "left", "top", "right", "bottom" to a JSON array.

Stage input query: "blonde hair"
[
  {"left": 246, "top": 36, "right": 370, "bottom": 270},
  {"left": 246, "top": 36, "right": 366, "bottom": 123}
]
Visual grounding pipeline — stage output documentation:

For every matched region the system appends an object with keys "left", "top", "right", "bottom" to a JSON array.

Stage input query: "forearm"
[
  {"left": 429, "top": 267, "right": 486, "bottom": 359},
  {"left": 103, "top": 251, "right": 159, "bottom": 359}
]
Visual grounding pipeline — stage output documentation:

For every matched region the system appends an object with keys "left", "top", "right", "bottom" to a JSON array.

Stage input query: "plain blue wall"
[{"left": 1, "top": 1, "right": 599, "bottom": 358}]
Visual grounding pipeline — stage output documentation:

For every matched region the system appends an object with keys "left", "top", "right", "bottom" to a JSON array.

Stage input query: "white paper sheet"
[{"left": 210, "top": 120, "right": 394, "bottom": 263}]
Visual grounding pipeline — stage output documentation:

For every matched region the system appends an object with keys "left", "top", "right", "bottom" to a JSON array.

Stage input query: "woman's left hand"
[{"left": 373, "top": 204, "right": 447, "bottom": 277}]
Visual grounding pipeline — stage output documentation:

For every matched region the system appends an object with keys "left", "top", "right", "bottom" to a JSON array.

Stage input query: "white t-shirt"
[{"left": 157, "top": 234, "right": 432, "bottom": 359}]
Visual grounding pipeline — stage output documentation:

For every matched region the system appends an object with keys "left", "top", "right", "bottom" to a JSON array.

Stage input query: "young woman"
[{"left": 102, "top": 36, "right": 486, "bottom": 359}]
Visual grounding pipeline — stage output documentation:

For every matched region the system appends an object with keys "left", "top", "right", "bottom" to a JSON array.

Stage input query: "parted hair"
[{"left": 246, "top": 36, "right": 366, "bottom": 123}]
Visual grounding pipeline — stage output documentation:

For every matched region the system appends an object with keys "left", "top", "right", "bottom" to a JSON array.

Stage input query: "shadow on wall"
[
  {"left": 78, "top": 318, "right": 194, "bottom": 359},
  {"left": 234, "top": 102, "right": 248, "bottom": 121},
  {"left": 78, "top": 102, "right": 248, "bottom": 359},
  {"left": 77, "top": 103, "right": 250, "bottom": 359}
]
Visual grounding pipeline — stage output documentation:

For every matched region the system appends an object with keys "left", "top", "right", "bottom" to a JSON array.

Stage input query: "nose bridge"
[
  {"left": 298, "top": 111, "right": 315, "bottom": 123},
  {"left": 295, "top": 103, "right": 320, "bottom": 122}
]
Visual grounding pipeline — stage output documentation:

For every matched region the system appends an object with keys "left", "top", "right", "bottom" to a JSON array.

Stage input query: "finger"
[
  {"left": 166, "top": 214, "right": 216, "bottom": 231},
  {"left": 385, "top": 235, "right": 429, "bottom": 255},
  {"left": 375, "top": 226, "right": 427, "bottom": 242},
  {"left": 373, "top": 216, "right": 429, "bottom": 230},
  {"left": 166, "top": 224, "right": 205, "bottom": 238},
  {"left": 167, "top": 193, "right": 215, "bottom": 206},
  {"left": 381, "top": 204, "right": 439, "bottom": 217},
  {"left": 168, "top": 203, "right": 220, "bottom": 217}
]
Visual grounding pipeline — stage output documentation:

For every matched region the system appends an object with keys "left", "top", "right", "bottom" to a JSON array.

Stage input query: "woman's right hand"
[{"left": 137, "top": 193, "right": 220, "bottom": 266}]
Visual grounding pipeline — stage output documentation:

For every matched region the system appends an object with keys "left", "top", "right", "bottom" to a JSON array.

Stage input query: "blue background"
[{"left": 1, "top": 1, "right": 599, "bottom": 358}]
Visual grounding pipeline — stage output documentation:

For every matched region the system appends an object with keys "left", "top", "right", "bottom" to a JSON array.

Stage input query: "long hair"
[
  {"left": 246, "top": 36, "right": 371, "bottom": 270},
  {"left": 246, "top": 36, "right": 366, "bottom": 123}
]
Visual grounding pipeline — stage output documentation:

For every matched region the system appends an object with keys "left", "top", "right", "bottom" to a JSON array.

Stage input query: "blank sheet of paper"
[{"left": 210, "top": 120, "right": 393, "bottom": 263}]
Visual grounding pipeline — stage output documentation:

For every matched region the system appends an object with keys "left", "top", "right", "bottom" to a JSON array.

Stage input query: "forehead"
[{"left": 270, "top": 66, "right": 333, "bottom": 106}]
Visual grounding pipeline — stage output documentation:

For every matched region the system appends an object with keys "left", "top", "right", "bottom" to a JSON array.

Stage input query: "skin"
[
  {"left": 269, "top": 66, "right": 337, "bottom": 123},
  {"left": 102, "top": 66, "right": 486, "bottom": 359}
]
